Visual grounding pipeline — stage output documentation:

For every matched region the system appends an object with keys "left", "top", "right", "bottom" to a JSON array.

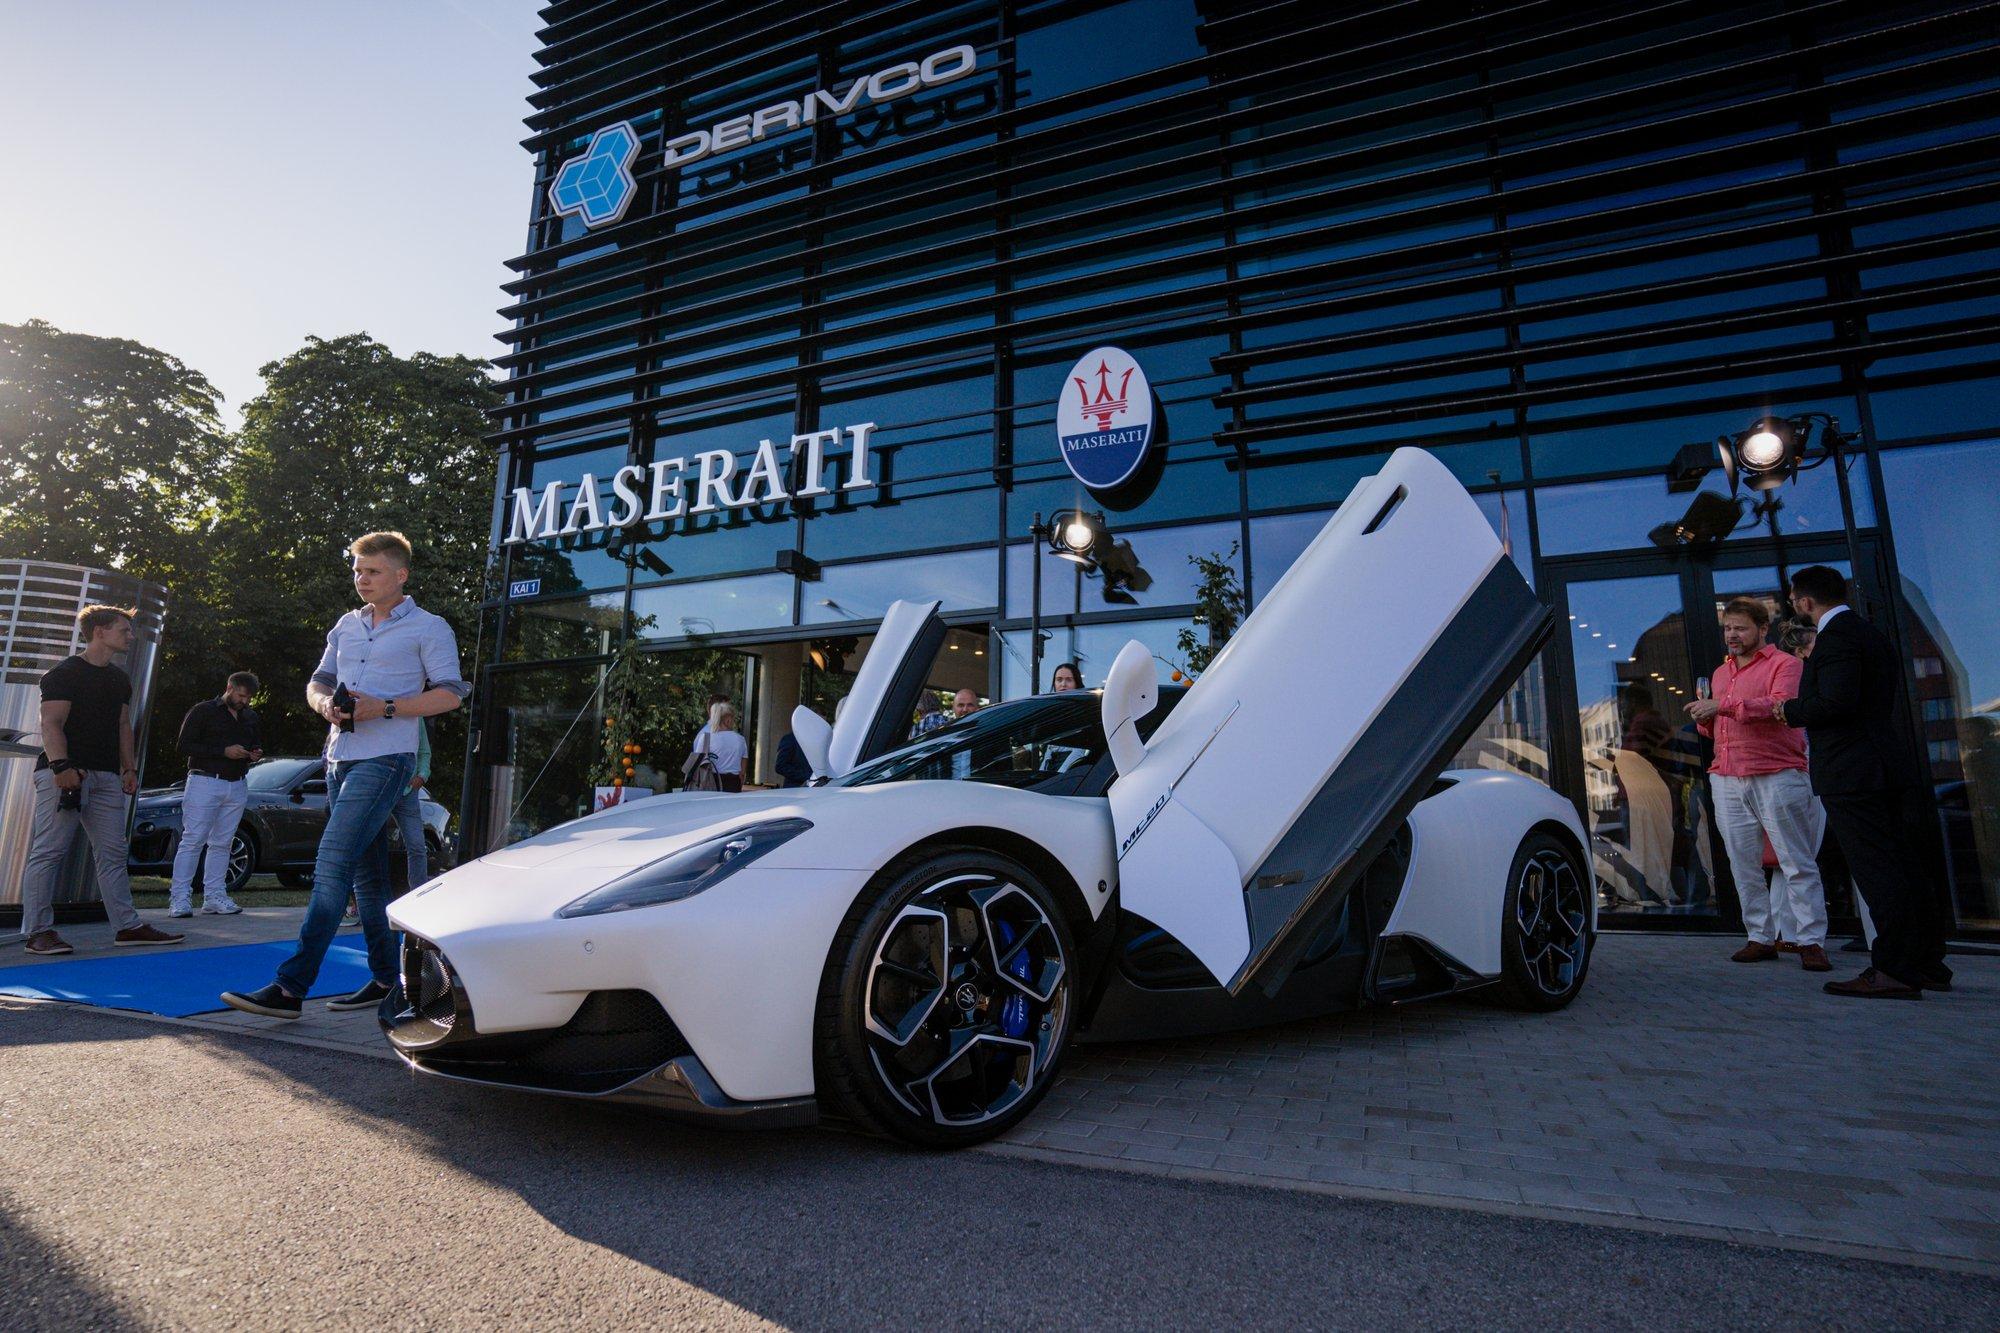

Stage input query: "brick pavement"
[
  {"left": 1004, "top": 933, "right": 2000, "bottom": 1269},
  {"left": 10, "top": 922, "right": 1996, "bottom": 1268}
]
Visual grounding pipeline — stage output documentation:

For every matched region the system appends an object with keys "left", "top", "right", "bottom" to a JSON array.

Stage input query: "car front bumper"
[
  {"left": 383, "top": 933, "right": 817, "bottom": 1128},
  {"left": 387, "top": 860, "right": 875, "bottom": 1104}
]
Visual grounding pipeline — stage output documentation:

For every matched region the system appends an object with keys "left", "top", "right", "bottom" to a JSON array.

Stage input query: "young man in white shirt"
[{"left": 222, "top": 532, "right": 468, "bottom": 1019}]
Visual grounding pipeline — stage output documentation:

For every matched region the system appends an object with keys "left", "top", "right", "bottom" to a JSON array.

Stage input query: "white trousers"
[
  {"left": 1712, "top": 769, "right": 1828, "bottom": 947},
  {"left": 169, "top": 774, "right": 249, "bottom": 907}
]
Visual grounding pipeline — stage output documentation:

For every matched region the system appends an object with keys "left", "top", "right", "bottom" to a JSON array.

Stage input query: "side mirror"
[
  {"left": 791, "top": 705, "right": 833, "bottom": 783},
  {"left": 1101, "top": 640, "right": 1159, "bottom": 776}
]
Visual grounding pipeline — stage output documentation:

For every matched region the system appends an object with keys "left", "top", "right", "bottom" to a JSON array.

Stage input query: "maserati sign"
[
  {"left": 1056, "top": 346, "right": 1155, "bottom": 490},
  {"left": 504, "top": 424, "right": 878, "bottom": 545}
]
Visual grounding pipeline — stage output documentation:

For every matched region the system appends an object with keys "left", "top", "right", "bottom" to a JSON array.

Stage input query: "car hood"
[
  {"left": 393, "top": 788, "right": 849, "bottom": 934},
  {"left": 392, "top": 780, "right": 1118, "bottom": 945},
  {"left": 475, "top": 789, "right": 817, "bottom": 871}
]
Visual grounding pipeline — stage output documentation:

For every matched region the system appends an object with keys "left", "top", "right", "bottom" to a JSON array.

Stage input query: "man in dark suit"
[{"left": 1776, "top": 566, "right": 1951, "bottom": 999}]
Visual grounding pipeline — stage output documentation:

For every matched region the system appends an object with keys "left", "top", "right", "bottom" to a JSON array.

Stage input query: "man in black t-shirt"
[{"left": 19, "top": 605, "right": 184, "bottom": 955}]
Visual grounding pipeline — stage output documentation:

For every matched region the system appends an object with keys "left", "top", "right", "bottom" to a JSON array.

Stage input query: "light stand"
[
  {"left": 1027, "top": 508, "right": 1104, "bottom": 694},
  {"left": 1029, "top": 512, "right": 1048, "bottom": 694},
  {"left": 1719, "top": 411, "right": 1867, "bottom": 613}
]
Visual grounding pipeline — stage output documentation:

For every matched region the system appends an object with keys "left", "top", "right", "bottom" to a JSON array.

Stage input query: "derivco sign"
[
  {"left": 506, "top": 424, "right": 877, "bottom": 544},
  {"left": 1057, "top": 346, "right": 1156, "bottom": 490},
  {"left": 661, "top": 45, "right": 979, "bottom": 171}
]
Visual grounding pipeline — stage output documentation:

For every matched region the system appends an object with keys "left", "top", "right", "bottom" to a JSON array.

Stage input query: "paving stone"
[
  {"left": 45, "top": 927, "right": 1996, "bottom": 1270},
  {"left": 1013, "top": 935, "right": 2000, "bottom": 1266}
]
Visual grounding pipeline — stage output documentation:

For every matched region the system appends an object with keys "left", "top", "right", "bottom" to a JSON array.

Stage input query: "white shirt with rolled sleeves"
[{"left": 311, "top": 597, "right": 470, "bottom": 762}]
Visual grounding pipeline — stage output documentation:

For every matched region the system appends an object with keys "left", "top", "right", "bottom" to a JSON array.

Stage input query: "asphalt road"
[{"left": 4, "top": 1001, "right": 1997, "bottom": 1331}]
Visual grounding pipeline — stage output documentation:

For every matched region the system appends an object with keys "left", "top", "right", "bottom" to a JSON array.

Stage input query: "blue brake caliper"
[{"left": 995, "top": 918, "right": 1032, "bottom": 1039}]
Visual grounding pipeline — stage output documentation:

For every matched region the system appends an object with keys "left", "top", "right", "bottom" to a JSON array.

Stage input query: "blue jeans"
[
  {"left": 276, "top": 753, "right": 414, "bottom": 996},
  {"left": 392, "top": 785, "right": 428, "bottom": 891}
]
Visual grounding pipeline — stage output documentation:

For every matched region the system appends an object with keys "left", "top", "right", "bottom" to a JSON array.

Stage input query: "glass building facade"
[{"left": 473, "top": 0, "right": 2000, "bottom": 937}]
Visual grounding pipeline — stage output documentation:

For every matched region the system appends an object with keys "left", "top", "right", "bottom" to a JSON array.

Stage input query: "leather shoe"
[
  {"left": 1731, "top": 941, "right": 1779, "bottom": 963},
  {"left": 1823, "top": 967, "right": 1921, "bottom": 1000},
  {"left": 1797, "top": 944, "right": 1832, "bottom": 972},
  {"left": 1917, "top": 969, "right": 1953, "bottom": 993}
]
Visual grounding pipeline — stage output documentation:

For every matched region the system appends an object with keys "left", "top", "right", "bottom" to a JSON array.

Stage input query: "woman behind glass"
[{"left": 698, "top": 701, "right": 749, "bottom": 792}]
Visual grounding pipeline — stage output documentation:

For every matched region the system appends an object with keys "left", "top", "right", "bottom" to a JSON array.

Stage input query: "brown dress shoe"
[
  {"left": 1823, "top": 967, "right": 1921, "bottom": 1000},
  {"left": 1731, "top": 940, "right": 1780, "bottom": 963},
  {"left": 23, "top": 930, "right": 74, "bottom": 956},
  {"left": 114, "top": 924, "right": 185, "bottom": 947},
  {"left": 1797, "top": 944, "right": 1832, "bottom": 972}
]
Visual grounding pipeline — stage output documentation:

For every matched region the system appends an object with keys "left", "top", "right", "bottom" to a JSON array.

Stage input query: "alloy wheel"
[
  {"left": 861, "top": 873, "right": 1069, "bottom": 1127},
  {"left": 1515, "top": 848, "right": 1588, "bottom": 997},
  {"left": 227, "top": 833, "right": 253, "bottom": 891}
]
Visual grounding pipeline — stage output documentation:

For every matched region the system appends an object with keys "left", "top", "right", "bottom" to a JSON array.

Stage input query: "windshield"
[
  {"left": 246, "top": 758, "right": 320, "bottom": 792},
  {"left": 835, "top": 695, "right": 1109, "bottom": 791}
]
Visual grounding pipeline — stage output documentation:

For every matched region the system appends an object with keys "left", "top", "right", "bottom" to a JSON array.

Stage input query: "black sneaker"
[
  {"left": 326, "top": 980, "right": 392, "bottom": 1012},
  {"left": 221, "top": 983, "right": 301, "bottom": 1020}
]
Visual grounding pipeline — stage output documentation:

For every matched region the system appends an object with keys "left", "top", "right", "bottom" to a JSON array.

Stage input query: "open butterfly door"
[
  {"left": 820, "top": 598, "right": 947, "bottom": 779},
  {"left": 1106, "top": 447, "right": 1553, "bottom": 996}
]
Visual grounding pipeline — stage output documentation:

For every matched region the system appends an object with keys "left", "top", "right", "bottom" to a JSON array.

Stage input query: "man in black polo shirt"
[
  {"left": 168, "top": 671, "right": 265, "bottom": 917},
  {"left": 19, "top": 605, "right": 183, "bottom": 955}
]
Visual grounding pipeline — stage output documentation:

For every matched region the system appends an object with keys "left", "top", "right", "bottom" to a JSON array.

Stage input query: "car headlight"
[{"left": 555, "top": 818, "right": 812, "bottom": 919}]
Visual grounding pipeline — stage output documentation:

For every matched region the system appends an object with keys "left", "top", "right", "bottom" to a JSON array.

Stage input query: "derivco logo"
[
  {"left": 661, "top": 45, "right": 978, "bottom": 171},
  {"left": 1056, "top": 346, "right": 1155, "bottom": 491},
  {"left": 548, "top": 121, "right": 641, "bottom": 229}
]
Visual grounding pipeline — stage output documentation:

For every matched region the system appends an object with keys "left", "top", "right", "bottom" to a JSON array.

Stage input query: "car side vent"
[{"left": 1363, "top": 485, "right": 1407, "bottom": 534}]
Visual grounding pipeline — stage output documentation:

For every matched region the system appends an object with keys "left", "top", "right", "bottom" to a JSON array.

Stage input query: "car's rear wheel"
[
  {"left": 816, "top": 848, "right": 1075, "bottom": 1148},
  {"left": 277, "top": 868, "right": 314, "bottom": 890},
  {"left": 1496, "top": 831, "right": 1592, "bottom": 1011}
]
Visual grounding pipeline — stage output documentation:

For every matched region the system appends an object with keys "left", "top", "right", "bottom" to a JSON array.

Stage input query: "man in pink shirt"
[{"left": 1687, "top": 597, "right": 1830, "bottom": 972}]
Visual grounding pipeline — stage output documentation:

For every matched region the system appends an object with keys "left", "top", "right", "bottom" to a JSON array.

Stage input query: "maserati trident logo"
[
  {"left": 1056, "top": 345, "right": 1155, "bottom": 490},
  {"left": 549, "top": 121, "right": 642, "bottom": 229}
]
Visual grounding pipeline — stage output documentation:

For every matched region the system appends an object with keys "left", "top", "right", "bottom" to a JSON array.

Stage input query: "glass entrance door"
[
  {"left": 1559, "top": 572, "right": 1719, "bottom": 925},
  {"left": 1550, "top": 545, "right": 1867, "bottom": 931}
]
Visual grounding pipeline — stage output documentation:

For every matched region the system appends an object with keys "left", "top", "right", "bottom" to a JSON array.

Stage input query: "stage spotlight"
[
  {"left": 1048, "top": 508, "right": 1108, "bottom": 567},
  {"left": 1718, "top": 415, "right": 1804, "bottom": 493}
]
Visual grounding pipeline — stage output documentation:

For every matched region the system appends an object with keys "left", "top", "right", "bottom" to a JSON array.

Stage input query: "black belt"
[{"left": 187, "top": 769, "right": 244, "bottom": 781}]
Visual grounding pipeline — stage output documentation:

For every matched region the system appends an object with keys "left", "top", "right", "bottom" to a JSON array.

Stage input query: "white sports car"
[{"left": 386, "top": 448, "right": 1593, "bottom": 1147}]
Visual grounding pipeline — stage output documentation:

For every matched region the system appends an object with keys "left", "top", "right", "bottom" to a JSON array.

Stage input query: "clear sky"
[{"left": 0, "top": 0, "right": 545, "bottom": 419}]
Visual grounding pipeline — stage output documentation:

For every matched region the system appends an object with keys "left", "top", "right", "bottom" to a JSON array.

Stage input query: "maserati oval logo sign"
[{"left": 1056, "top": 345, "right": 1154, "bottom": 490}]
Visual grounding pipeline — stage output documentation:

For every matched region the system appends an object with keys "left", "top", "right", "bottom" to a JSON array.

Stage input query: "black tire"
[
  {"left": 1496, "top": 831, "right": 1593, "bottom": 1012},
  {"left": 815, "top": 848, "right": 1076, "bottom": 1149},
  {"left": 277, "top": 868, "right": 314, "bottom": 890}
]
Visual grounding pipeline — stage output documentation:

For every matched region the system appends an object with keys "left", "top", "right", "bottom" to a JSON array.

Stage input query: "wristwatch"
[
  {"left": 384, "top": 699, "right": 398, "bottom": 720},
  {"left": 49, "top": 758, "right": 73, "bottom": 774}
]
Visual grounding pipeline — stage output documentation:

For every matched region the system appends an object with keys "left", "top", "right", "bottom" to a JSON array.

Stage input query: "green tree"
[
  {"left": 595, "top": 638, "right": 745, "bottom": 791},
  {"left": 1, "top": 321, "right": 231, "bottom": 786},
  {"left": 0, "top": 319, "right": 227, "bottom": 572},
  {"left": 1175, "top": 544, "right": 1246, "bottom": 678},
  {"left": 200, "top": 334, "right": 500, "bottom": 802}
]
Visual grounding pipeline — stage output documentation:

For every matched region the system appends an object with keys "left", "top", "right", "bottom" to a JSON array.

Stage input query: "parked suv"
[{"left": 129, "top": 756, "right": 454, "bottom": 897}]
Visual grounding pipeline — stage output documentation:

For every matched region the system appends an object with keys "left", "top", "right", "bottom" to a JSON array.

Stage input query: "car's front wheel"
[
  {"left": 816, "top": 848, "right": 1075, "bottom": 1148},
  {"left": 1496, "top": 831, "right": 1592, "bottom": 1011}
]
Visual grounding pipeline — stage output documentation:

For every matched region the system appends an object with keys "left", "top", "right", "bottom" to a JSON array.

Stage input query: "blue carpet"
[{"left": 0, "top": 936, "right": 374, "bottom": 1017}]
